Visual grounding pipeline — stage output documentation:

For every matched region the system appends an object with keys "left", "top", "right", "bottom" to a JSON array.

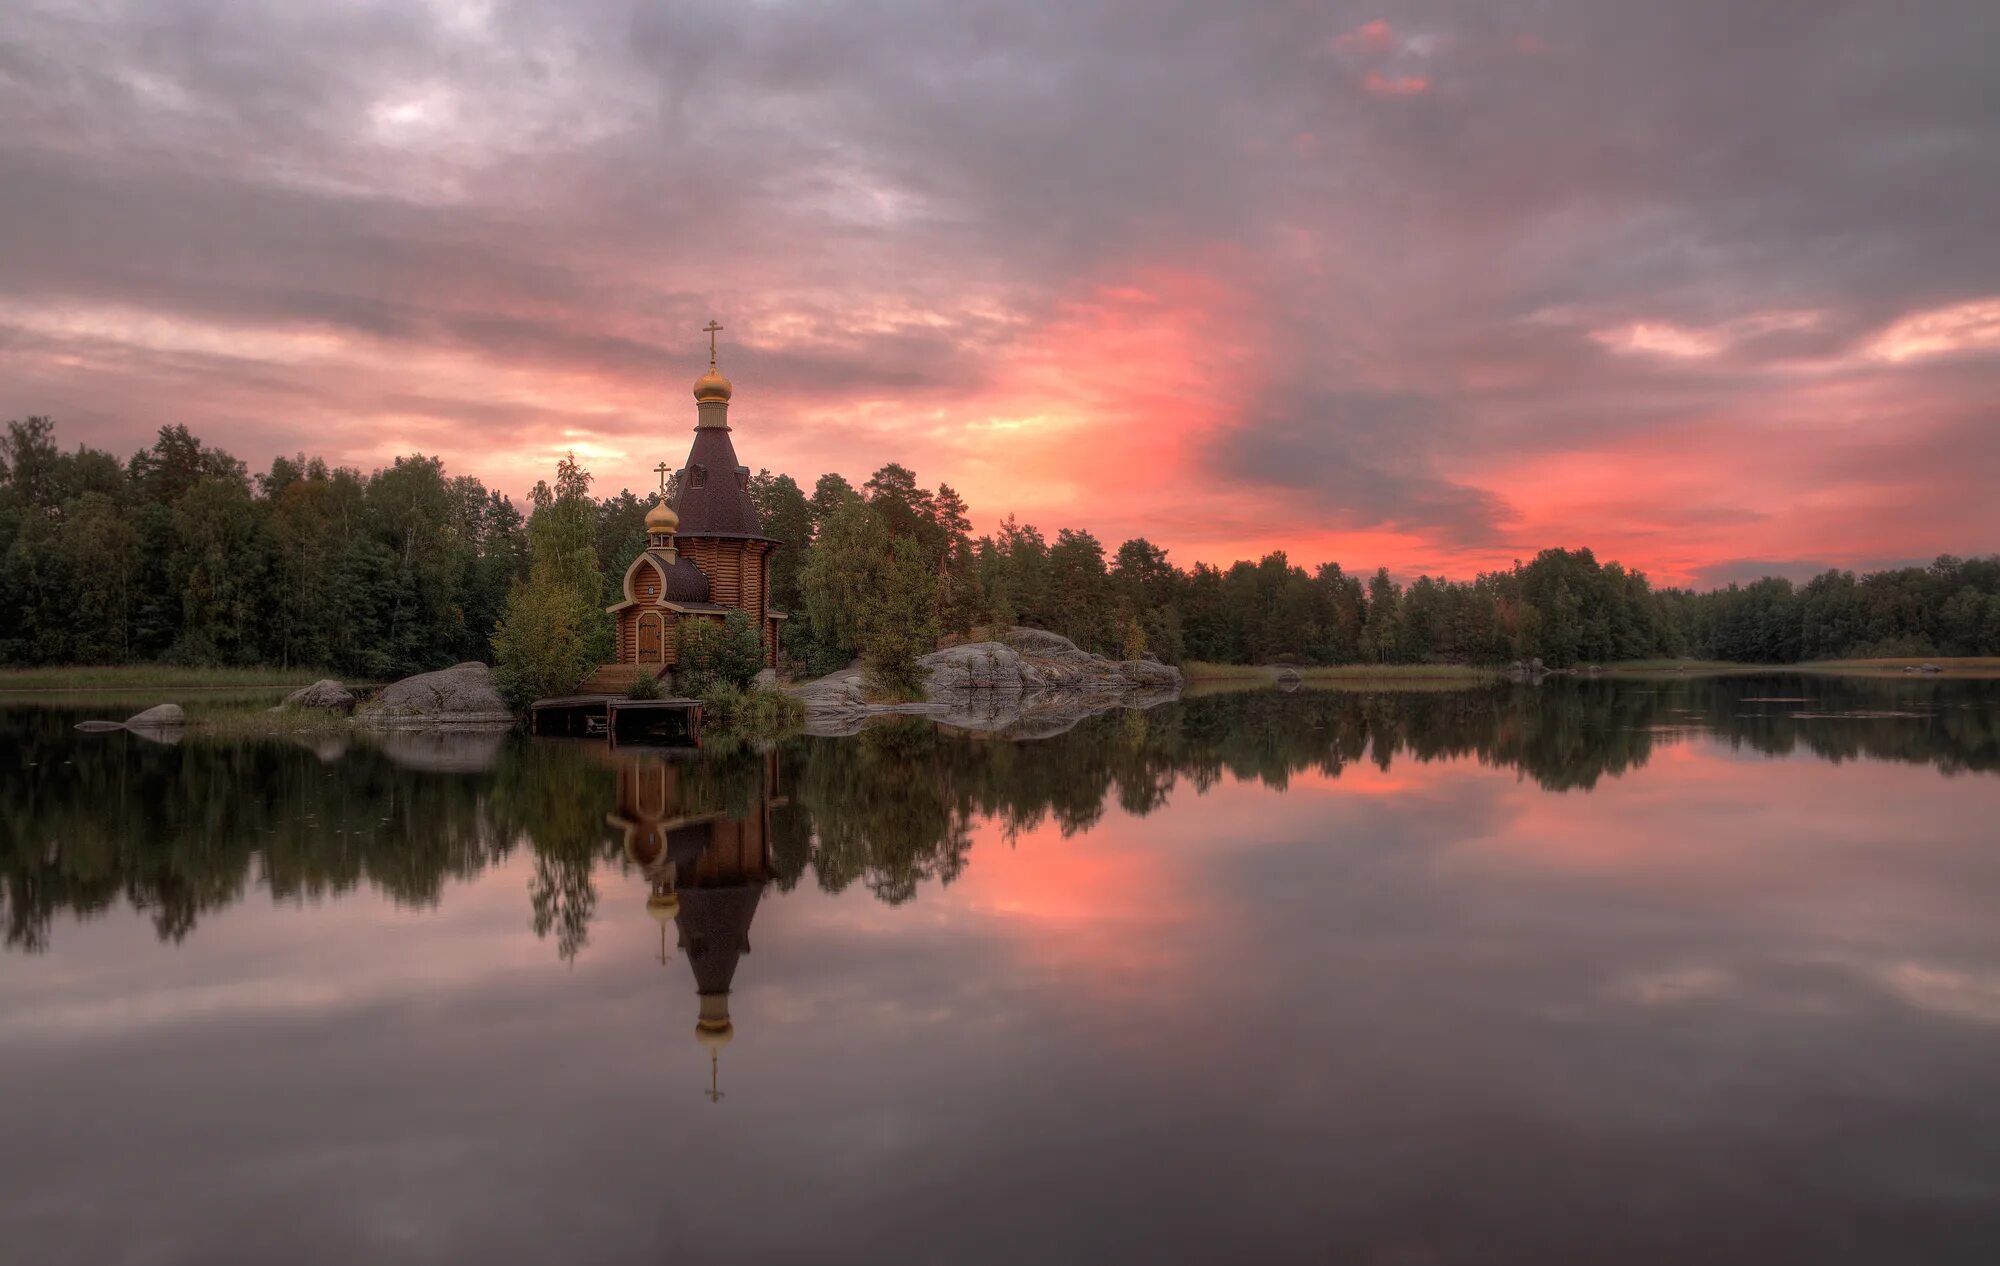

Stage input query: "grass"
[
  {"left": 181, "top": 703, "right": 361, "bottom": 741},
  {"left": 0, "top": 664, "right": 330, "bottom": 692}
]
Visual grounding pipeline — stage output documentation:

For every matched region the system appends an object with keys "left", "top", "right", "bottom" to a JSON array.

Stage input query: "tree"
[
  {"left": 750, "top": 470, "right": 814, "bottom": 614},
  {"left": 798, "top": 498, "right": 886, "bottom": 669},
  {"left": 862, "top": 535, "right": 941, "bottom": 698},
  {"left": 172, "top": 477, "right": 270, "bottom": 664},
  {"left": 490, "top": 567, "right": 594, "bottom": 708},
  {"left": 490, "top": 453, "right": 607, "bottom": 707}
]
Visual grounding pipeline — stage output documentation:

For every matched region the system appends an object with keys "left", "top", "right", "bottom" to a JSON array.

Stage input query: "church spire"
[{"left": 692, "top": 318, "right": 732, "bottom": 427}]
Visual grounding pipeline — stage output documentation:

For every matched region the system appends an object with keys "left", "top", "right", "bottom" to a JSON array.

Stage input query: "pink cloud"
[
  {"left": 1333, "top": 19, "right": 1395, "bottom": 54},
  {"left": 1863, "top": 297, "right": 2000, "bottom": 363},
  {"left": 1363, "top": 72, "right": 1430, "bottom": 98}
]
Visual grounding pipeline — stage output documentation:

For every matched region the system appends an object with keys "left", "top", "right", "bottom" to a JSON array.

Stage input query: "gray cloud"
[{"left": 1, "top": 0, "right": 1996, "bottom": 555}]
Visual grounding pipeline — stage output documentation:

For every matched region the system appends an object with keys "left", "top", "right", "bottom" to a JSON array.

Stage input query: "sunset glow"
[{"left": 3, "top": 2, "right": 1994, "bottom": 585}]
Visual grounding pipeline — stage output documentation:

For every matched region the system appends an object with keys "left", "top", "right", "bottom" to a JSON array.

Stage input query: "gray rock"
[
  {"left": 358, "top": 662, "right": 514, "bottom": 729},
  {"left": 125, "top": 703, "right": 186, "bottom": 729},
  {"left": 284, "top": 678, "right": 357, "bottom": 714},
  {"left": 788, "top": 628, "right": 1183, "bottom": 735}
]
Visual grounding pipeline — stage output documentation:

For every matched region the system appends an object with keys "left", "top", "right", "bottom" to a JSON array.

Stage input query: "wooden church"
[{"left": 587, "top": 325, "right": 783, "bottom": 694}]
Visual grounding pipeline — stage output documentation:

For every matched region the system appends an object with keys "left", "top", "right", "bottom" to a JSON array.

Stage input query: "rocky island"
[{"left": 787, "top": 627, "right": 1182, "bottom": 737}]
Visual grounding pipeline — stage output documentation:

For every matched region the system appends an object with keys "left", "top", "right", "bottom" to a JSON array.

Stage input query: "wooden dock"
[{"left": 529, "top": 695, "right": 702, "bottom": 746}]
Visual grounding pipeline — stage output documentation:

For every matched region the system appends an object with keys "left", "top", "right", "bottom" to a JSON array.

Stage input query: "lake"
[{"left": 4, "top": 675, "right": 2000, "bottom": 1264}]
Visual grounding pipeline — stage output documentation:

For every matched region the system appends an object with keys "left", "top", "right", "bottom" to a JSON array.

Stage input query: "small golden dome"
[
  {"left": 692, "top": 366, "right": 732, "bottom": 403},
  {"left": 645, "top": 499, "right": 678, "bottom": 533},
  {"left": 695, "top": 1020, "right": 734, "bottom": 1050},
  {"left": 645, "top": 891, "right": 680, "bottom": 924}
]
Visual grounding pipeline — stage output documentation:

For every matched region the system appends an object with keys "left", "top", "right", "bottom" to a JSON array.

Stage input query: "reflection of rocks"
[
  {"left": 283, "top": 679, "right": 357, "bottom": 714},
  {"left": 789, "top": 628, "right": 1182, "bottom": 736},
  {"left": 357, "top": 662, "right": 514, "bottom": 729},
  {"left": 77, "top": 703, "right": 186, "bottom": 744},
  {"left": 295, "top": 735, "right": 353, "bottom": 764},
  {"left": 366, "top": 727, "right": 508, "bottom": 773}
]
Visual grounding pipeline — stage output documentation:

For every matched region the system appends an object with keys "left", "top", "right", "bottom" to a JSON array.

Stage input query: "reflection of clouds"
[
  {"left": 1607, "top": 965, "right": 1734, "bottom": 1005},
  {"left": 5, "top": 719, "right": 2000, "bottom": 1261},
  {"left": 1876, "top": 962, "right": 2000, "bottom": 1027}
]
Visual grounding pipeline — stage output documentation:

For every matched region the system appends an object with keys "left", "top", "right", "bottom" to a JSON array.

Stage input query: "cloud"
[
  {"left": 1209, "top": 389, "right": 1512, "bottom": 547},
  {"left": 1362, "top": 72, "right": 1429, "bottom": 98},
  {"left": 0, "top": 0, "right": 1996, "bottom": 579},
  {"left": 1333, "top": 19, "right": 1396, "bottom": 54},
  {"left": 1863, "top": 298, "right": 2000, "bottom": 363}
]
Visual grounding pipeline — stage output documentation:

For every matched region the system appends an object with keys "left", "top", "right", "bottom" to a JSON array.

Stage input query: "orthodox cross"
[
  {"left": 654, "top": 461, "right": 671, "bottom": 498},
  {"left": 702, "top": 319, "right": 723, "bottom": 367},
  {"left": 705, "top": 1051, "right": 725, "bottom": 1104}
]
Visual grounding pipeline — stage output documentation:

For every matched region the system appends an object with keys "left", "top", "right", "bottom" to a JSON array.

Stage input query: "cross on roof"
[{"left": 702, "top": 319, "right": 723, "bottom": 367}]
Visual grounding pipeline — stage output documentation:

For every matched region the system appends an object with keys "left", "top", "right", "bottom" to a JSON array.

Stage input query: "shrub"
[
  {"left": 625, "top": 672, "right": 664, "bottom": 700},
  {"left": 676, "top": 610, "right": 765, "bottom": 694}
]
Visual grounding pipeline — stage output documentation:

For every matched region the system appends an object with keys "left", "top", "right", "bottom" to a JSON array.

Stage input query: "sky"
[{"left": 2, "top": 0, "right": 1996, "bottom": 587}]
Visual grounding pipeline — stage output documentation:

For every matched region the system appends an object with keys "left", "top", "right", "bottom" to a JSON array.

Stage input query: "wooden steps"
[{"left": 578, "top": 663, "right": 662, "bottom": 696}]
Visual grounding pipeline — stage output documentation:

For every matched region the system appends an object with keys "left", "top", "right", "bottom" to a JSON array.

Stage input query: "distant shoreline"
[{"left": 1182, "top": 656, "right": 2000, "bottom": 686}]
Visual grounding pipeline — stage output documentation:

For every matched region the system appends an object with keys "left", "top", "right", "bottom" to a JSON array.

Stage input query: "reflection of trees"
[
  {"left": 4, "top": 675, "right": 1996, "bottom": 952},
  {"left": 0, "top": 712, "right": 509, "bottom": 952}
]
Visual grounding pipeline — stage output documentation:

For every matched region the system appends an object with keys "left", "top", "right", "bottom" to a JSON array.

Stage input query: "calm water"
[{"left": 5, "top": 677, "right": 2000, "bottom": 1264}]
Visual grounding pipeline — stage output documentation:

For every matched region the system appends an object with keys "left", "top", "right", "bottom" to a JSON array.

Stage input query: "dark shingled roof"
[
  {"left": 674, "top": 884, "right": 765, "bottom": 997},
  {"left": 645, "top": 550, "right": 712, "bottom": 603},
  {"left": 673, "top": 425, "right": 766, "bottom": 538}
]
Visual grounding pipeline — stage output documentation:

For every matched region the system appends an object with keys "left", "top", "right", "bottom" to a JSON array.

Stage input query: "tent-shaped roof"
[{"left": 674, "top": 426, "right": 767, "bottom": 539}]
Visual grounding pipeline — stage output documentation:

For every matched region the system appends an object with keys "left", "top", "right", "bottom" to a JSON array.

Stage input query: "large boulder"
[
  {"left": 788, "top": 629, "right": 1183, "bottom": 734},
  {"left": 284, "top": 678, "right": 356, "bottom": 714},
  {"left": 124, "top": 703, "right": 186, "bottom": 729},
  {"left": 920, "top": 642, "right": 1031, "bottom": 696},
  {"left": 358, "top": 662, "right": 514, "bottom": 729}
]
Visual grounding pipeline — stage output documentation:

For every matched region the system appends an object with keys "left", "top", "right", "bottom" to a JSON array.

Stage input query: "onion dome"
[
  {"left": 646, "top": 891, "right": 680, "bottom": 924},
  {"left": 645, "top": 499, "right": 678, "bottom": 534},
  {"left": 693, "top": 365, "right": 732, "bottom": 403},
  {"left": 696, "top": 1019, "right": 734, "bottom": 1050}
]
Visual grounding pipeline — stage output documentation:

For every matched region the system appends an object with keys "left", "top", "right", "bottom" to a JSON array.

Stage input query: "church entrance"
[{"left": 636, "top": 612, "right": 663, "bottom": 663}]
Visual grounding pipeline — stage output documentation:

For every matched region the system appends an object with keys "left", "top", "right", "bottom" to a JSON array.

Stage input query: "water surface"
[{"left": 4, "top": 675, "right": 2000, "bottom": 1264}]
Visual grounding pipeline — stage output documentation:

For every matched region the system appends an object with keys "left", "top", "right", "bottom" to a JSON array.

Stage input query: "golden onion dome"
[
  {"left": 645, "top": 498, "right": 679, "bottom": 534},
  {"left": 692, "top": 365, "right": 732, "bottom": 403},
  {"left": 695, "top": 1020, "right": 734, "bottom": 1050},
  {"left": 645, "top": 891, "right": 680, "bottom": 925}
]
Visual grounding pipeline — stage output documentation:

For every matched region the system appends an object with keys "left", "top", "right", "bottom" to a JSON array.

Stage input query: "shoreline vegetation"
[
  {"left": 1180, "top": 655, "right": 2000, "bottom": 685},
  {"left": 5, "top": 419, "right": 1998, "bottom": 697},
  {"left": 13, "top": 654, "right": 1997, "bottom": 715}
]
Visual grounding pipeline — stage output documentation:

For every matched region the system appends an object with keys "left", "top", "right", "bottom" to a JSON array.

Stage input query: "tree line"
[{"left": 4, "top": 416, "right": 1996, "bottom": 676}]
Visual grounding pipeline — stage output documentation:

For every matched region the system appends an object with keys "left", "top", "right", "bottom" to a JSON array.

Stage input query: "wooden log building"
[{"left": 585, "top": 326, "right": 785, "bottom": 695}]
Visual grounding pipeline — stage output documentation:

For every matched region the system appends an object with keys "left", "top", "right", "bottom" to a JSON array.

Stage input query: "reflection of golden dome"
[
  {"left": 646, "top": 892, "right": 680, "bottom": 924},
  {"left": 692, "top": 366, "right": 732, "bottom": 403},
  {"left": 695, "top": 1020, "right": 734, "bottom": 1050},
  {"left": 645, "top": 499, "right": 678, "bottom": 534}
]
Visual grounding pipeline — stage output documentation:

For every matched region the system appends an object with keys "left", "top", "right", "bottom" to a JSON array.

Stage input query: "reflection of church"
[{"left": 606, "top": 749, "right": 782, "bottom": 1102}]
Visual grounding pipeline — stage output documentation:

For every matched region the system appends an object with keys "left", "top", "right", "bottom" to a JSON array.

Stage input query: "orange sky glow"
[{"left": 3, "top": 4, "right": 1995, "bottom": 587}]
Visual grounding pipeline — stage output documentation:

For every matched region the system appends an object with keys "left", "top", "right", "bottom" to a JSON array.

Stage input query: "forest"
[{"left": 3, "top": 416, "right": 1997, "bottom": 677}]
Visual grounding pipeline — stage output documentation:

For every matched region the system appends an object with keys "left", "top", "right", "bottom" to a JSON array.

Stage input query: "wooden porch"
[{"left": 529, "top": 694, "right": 702, "bottom": 745}]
